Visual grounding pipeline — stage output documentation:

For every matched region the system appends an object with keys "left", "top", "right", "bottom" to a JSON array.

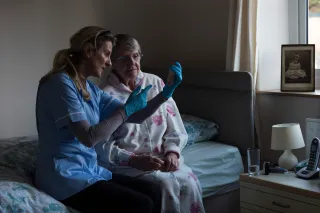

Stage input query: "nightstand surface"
[
  {"left": 240, "top": 172, "right": 320, "bottom": 213},
  {"left": 240, "top": 172, "right": 320, "bottom": 199}
]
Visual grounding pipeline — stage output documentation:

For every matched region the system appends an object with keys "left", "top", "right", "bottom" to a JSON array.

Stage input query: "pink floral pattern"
[
  {"left": 152, "top": 115, "right": 163, "bottom": 126},
  {"left": 153, "top": 145, "right": 161, "bottom": 154},
  {"left": 161, "top": 80, "right": 165, "bottom": 87},
  {"left": 166, "top": 105, "right": 176, "bottom": 117},
  {"left": 190, "top": 202, "right": 201, "bottom": 213},
  {"left": 188, "top": 172, "right": 198, "bottom": 182},
  {"left": 100, "top": 71, "right": 205, "bottom": 213}
]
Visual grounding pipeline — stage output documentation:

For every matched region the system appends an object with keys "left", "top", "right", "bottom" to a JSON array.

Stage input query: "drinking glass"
[{"left": 247, "top": 148, "right": 260, "bottom": 176}]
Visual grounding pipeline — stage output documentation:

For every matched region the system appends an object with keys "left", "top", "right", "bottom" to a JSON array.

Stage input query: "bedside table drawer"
[
  {"left": 241, "top": 187, "right": 320, "bottom": 213},
  {"left": 241, "top": 208, "right": 257, "bottom": 213},
  {"left": 241, "top": 202, "right": 279, "bottom": 213}
]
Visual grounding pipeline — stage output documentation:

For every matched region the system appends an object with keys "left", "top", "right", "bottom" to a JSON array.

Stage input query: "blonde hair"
[{"left": 40, "top": 26, "right": 115, "bottom": 101}]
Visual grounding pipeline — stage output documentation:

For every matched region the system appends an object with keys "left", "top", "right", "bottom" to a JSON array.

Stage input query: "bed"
[
  {"left": 0, "top": 136, "right": 80, "bottom": 213},
  {"left": 0, "top": 70, "right": 254, "bottom": 213},
  {"left": 150, "top": 68, "right": 255, "bottom": 213}
]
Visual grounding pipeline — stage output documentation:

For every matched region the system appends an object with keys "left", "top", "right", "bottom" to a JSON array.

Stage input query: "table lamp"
[{"left": 271, "top": 123, "right": 305, "bottom": 170}]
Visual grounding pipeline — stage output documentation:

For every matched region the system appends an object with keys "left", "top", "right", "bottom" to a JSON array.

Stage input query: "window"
[
  {"left": 309, "top": 0, "right": 320, "bottom": 69},
  {"left": 288, "top": 0, "right": 319, "bottom": 62},
  {"left": 289, "top": 0, "right": 320, "bottom": 89}
]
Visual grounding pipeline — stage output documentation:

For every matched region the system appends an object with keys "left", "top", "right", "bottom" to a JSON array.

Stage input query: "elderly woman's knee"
[{"left": 182, "top": 175, "right": 200, "bottom": 191}]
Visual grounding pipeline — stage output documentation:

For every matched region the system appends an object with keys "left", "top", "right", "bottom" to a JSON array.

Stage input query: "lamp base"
[{"left": 278, "top": 150, "right": 298, "bottom": 170}]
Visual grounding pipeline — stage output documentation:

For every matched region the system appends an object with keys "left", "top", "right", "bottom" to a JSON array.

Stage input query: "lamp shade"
[{"left": 271, "top": 123, "right": 305, "bottom": 150}]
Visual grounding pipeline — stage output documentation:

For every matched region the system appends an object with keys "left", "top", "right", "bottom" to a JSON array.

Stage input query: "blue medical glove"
[
  {"left": 162, "top": 62, "right": 183, "bottom": 99},
  {"left": 124, "top": 85, "right": 152, "bottom": 117}
]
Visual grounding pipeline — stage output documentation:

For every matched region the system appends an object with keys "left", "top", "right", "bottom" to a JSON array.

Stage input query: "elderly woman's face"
[{"left": 112, "top": 44, "right": 141, "bottom": 81}]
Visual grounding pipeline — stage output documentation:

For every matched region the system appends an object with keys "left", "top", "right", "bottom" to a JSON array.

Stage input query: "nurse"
[{"left": 35, "top": 26, "right": 169, "bottom": 213}]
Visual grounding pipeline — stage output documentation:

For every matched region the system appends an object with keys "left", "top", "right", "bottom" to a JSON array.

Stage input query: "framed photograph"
[{"left": 281, "top": 44, "right": 315, "bottom": 92}]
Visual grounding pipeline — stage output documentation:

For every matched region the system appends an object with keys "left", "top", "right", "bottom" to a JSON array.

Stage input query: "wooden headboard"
[{"left": 146, "top": 68, "right": 255, "bottom": 156}]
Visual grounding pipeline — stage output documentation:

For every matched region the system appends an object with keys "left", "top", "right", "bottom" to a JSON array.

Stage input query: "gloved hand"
[
  {"left": 162, "top": 62, "right": 182, "bottom": 99},
  {"left": 124, "top": 85, "right": 152, "bottom": 117}
]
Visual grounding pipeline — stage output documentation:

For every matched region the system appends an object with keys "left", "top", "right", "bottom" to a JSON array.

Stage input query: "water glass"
[{"left": 247, "top": 148, "right": 260, "bottom": 176}]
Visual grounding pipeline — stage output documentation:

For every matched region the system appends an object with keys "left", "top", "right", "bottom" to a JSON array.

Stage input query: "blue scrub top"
[{"left": 35, "top": 73, "right": 123, "bottom": 201}]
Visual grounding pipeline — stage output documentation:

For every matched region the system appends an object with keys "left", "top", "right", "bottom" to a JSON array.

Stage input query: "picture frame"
[{"left": 281, "top": 44, "right": 315, "bottom": 92}]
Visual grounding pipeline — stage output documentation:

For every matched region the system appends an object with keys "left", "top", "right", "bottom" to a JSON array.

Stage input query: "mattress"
[{"left": 181, "top": 141, "right": 244, "bottom": 198}]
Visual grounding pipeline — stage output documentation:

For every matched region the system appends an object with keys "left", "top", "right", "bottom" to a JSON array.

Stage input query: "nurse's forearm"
[
  {"left": 68, "top": 109, "right": 126, "bottom": 148},
  {"left": 126, "top": 92, "right": 167, "bottom": 124}
]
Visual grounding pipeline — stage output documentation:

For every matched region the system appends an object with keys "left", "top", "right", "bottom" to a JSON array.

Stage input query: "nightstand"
[{"left": 240, "top": 172, "right": 320, "bottom": 213}]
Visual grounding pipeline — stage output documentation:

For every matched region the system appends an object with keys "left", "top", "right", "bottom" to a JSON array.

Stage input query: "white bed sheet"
[{"left": 181, "top": 141, "right": 244, "bottom": 198}]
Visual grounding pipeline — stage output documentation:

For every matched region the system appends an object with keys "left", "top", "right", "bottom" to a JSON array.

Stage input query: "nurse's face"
[{"left": 86, "top": 41, "right": 113, "bottom": 78}]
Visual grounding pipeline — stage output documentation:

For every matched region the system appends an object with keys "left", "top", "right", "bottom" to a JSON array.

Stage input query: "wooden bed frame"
[{"left": 148, "top": 68, "right": 255, "bottom": 213}]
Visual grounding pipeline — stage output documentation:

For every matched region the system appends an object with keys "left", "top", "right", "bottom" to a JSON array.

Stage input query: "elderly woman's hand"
[
  {"left": 128, "top": 154, "right": 164, "bottom": 171},
  {"left": 162, "top": 62, "right": 182, "bottom": 99},
  {"left": 162, "top": 152, "right": 179, "bottom": 172}
]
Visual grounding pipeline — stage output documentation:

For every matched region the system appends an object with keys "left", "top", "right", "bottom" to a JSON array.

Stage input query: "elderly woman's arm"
[
  {"left": 96, "top": 139, "right": 164, "bottom": 171},
  {"left": 162, "top": 98, "right": 188, "bottom": 157},
  {"left": 161, "top": 98, "right": 188, "bottom": 172}
]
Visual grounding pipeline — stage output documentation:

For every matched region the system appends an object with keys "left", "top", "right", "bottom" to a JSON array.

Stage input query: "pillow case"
[
  {"left": 0, "top": 181, "right": 80, "bottom": 213},
  {"left": 181, "top": 114, "right": 220, "bottom": 147}
]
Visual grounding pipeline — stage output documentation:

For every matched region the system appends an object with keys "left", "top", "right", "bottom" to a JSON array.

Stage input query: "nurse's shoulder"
[
  {"left": 39, "top": 72, "right": 76, "bottom": 94},
  {"left": 48, "top": 72, "right": 75, "bottom": 88}
]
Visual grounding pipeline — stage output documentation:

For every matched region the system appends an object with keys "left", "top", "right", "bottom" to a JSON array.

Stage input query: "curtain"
[
  {"left": 226, "top": 0, "right": 259, "bottom": 84},
  {"left": 226, "top": 0, "right": 262, "bottom": 151}
]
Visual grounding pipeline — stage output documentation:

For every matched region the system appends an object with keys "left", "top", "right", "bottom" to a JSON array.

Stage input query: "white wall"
[
  {"left": 0, "top": 0, "right": 112, "bottom": 138},
  {"left": 0, "top": 0, "right": 230, "bottom": 138},
  {"left": 257, "top": 0, "right": 290, "bottom": 91}
]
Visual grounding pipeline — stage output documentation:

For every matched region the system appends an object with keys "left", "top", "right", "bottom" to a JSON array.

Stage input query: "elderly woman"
[{"left": 97, "top": 34, "right": 205, "bottom": 213}]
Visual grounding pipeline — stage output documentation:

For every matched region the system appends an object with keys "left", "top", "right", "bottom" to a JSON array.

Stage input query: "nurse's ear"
[{"left": 83, "top": 43, "right": 95, "bottom": 59}]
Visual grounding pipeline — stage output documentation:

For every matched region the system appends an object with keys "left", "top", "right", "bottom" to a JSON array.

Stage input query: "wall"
[
  {"left": 0, "top": 0, "right": 230, "bottom": 138},
  {"left": 257, "top": 0, "right": 290, "bottom": 91},
  {"left": 0, "top": 0, "right": 111, "bottom": 138},
  {"left": 256, "top": 0, "right": 320, "bottom": 164},
  {"left": 102, "top": 0, "right": 230, "bottom": 71},
  {"left": 257, "top": 94, "right": 320, "bottom": 164}
]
